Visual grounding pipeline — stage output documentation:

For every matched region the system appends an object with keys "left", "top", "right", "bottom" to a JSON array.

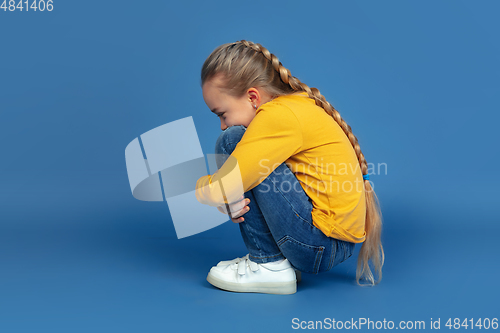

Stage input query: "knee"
[{"left": 215, "top": 125, "right": 247, "bottom": 155}]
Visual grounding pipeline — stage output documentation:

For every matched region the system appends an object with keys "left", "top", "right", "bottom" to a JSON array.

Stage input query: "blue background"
[{"left": 1, "top": 0, "right": 499, "bottom": 332}]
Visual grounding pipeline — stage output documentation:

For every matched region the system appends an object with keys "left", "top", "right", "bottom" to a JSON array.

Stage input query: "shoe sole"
[{"left": 207, "top": 273, "right": 297, "bottom": 295}]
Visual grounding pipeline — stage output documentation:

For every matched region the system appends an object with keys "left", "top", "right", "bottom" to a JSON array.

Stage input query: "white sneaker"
[
  {"left": 207, "top": 254, "right": 297, "bottom": 294},
  {"left": 215, "top": 254, "right": 302, "bottom": 283}
]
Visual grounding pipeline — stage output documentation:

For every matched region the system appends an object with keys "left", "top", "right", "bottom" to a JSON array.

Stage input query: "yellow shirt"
[{"left": 195, "top": 91, "right": 366, "bottom": 243}]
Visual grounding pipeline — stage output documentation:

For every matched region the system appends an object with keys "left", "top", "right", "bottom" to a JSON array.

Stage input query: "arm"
[{"left": 195, "top": 102, "right": 303, "bottom": 206}]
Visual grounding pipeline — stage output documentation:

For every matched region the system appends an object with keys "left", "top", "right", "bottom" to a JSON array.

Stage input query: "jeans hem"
[{"left": 248, "top": 252, "right": 285, "bottom": 264}]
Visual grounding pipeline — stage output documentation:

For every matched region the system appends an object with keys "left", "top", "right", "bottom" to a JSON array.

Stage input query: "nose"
[{"left": 220, "top": 118, "right": 228, "bottom": 131}]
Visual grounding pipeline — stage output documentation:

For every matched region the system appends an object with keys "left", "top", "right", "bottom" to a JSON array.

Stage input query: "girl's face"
[{"left": 202, "top": 75, "right": 272, "bottom": 131}]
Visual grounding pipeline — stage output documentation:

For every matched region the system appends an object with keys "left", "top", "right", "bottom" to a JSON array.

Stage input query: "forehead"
[
  {"left": 203, "top": 75, "right": 225, "bottom": 92},
  {"left": 202, "top": 75, "right": 227, "bottom": 104},
  {"left": 202, "top": 79, "right": 218, "bottom": 96}
]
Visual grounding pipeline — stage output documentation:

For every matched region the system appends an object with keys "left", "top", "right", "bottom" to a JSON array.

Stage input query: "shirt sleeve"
[{"left": 195, "top": 101, "right": 303, "bottom": 207}]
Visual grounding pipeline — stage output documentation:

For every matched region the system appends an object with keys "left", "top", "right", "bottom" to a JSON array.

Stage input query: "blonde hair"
[{"left": 201, "top": 40, "right": 384, "bottom": 286}]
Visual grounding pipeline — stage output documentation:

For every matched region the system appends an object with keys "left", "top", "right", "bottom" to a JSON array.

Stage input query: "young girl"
[{"left": 195, "top": 40, "right": 384, "bottom": 295}]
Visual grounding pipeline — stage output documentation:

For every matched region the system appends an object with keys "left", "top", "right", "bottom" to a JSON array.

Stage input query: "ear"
[{"left": 246, "top": 88, "right": 260, "bottom": 106}]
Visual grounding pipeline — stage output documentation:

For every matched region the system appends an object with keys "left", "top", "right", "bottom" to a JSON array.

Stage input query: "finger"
[
  {"left": 228, "top": 197, "right": 250, "bottom": 215},
  {"left": 232, "top": 216, "right": 245, "bottom": 223},
  {"left": 230, "top": 205, "right": 250, "bottom": 219},
  {"left": 218, "top": 197, "right": 251, "bottom": 220},
  {"left": 218, "top": 196, "right": 247, "bottom": 215},
  {"left": 226, "top": 195, "right": 245, "bottom": 205},
  {"left": 217, "top": 201, "right": 238, "bottom": 215},
  {"left": 231, "top": 195, "right": 250, "bottom": 223},
  {"left": 218, "top": 204, "right": 237, "bottom": 219}
]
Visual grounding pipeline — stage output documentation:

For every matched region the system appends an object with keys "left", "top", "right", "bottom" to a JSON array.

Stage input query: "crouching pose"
[{"left": 195, "top": 40, "right": 384, "bottom": 294}]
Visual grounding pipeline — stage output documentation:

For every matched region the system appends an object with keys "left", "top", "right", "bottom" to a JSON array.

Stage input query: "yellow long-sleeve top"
[{"left": 195, "top": 91, "right": 366, "bottom": 243}]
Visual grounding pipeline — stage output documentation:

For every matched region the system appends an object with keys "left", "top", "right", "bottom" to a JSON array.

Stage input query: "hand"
[{"left": 216, "top": 195, "right": 251, "bottom": 223}]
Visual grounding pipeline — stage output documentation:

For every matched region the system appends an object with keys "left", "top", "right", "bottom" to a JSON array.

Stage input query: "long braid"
[
  {"left": 235, "top": 40, "right": 384, "bottom": 286},
  {"left": 236, "top": 40, "right": 369, "bottom": 179}
]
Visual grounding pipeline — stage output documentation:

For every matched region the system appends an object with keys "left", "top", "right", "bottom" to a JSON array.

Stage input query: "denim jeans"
[{"left": 215, "top": 125, "right": 356, "bottom": 274}]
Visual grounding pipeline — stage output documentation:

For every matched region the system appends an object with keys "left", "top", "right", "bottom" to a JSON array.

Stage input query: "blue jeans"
[{"left": 215, "top": 125, "right": 356, "bottom": 274}]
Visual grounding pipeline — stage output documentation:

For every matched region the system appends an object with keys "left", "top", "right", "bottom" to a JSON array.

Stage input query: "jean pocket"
[{"left": 277, "top": 235, "right": 325, "bottom": 274}]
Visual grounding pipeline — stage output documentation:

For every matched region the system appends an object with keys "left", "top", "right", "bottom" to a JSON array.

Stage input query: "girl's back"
[{"left": 245, "top": 91, "right": 367, "bottom": 243}]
